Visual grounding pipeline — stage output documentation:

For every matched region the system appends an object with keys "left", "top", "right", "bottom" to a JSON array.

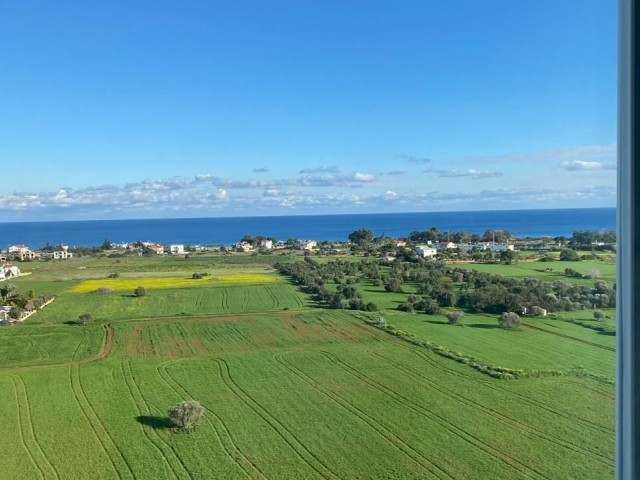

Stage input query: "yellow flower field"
[{"left": 70, "top": 273, "right": 281, "bottom": 293}]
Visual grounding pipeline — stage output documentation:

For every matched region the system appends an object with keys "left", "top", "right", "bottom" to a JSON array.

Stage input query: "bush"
[
  {"left": 108, "top": 272, "right": 120, "bottom": 278},
  {"left": 498, "top": 312, "right": 521, "bottom": 329},
  {"left": 559, "top": 249, "right": 580, "bottom": 261},
  {"left": 78, "top": 312, "right": 94, "bottom": 324},
  {"left": 167, "top": 400, "right": 204, "bottom": 431},
  {"left": 192, "top": 273, "right": 203, "bottom": 279},
  {"left": 446, "top": 311, "right": 464, "bottom": 325},
  {"left": 134, "top": 286, "right": 147, "bottom": 297},
  {"left": 365, "top": 302, "right": 378, "bottom": 312},
  {"left": 593, "top": 310, "right": 605, "bottom": 320},
  {"left": 530, "top": 305, "right": 546, "bottom": 316},
  {"left": 93, "top": 287, "right": 114, "bottom": 294}
]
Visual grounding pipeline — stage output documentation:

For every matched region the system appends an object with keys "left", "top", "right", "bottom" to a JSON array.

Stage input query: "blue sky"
[{"left": 0, "top": 1, "right": 616, "bottom": 221}]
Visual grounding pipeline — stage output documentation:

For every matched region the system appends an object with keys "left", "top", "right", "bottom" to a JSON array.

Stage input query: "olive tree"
[
  {"left": 498, "top": 312, "right": 521, "bottom": 329},
  {"left": 446, "top": 311, "right": 464, "bottom": 325},
  {"left": 167, "top": 400, "right": 204, "bottom": 431},
  {"left": 134, "top": 286, "right": 147, "bottom": 297},
  {"left": 78, "top": 312, "right": 94, "bottom": 325}
]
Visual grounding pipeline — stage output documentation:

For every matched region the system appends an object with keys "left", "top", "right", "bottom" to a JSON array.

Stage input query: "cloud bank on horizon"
[{"left": 0, "top": 143, "right": 616, "bottom": 221}]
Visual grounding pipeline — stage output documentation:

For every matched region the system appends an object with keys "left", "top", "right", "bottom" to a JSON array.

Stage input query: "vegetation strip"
[
  {"left": 523, "top": 323, "right": 615, "bottom": 350},
  {"left": 365, "top": 318, "right": 614, "bottom": 384}
]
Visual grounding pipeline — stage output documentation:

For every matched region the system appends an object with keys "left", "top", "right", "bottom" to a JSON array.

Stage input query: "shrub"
[
  {"left": 365, "top": 302, "right": 378, "bottom": 312},
  {"left": 78, "top": 312, "right": 94, "bottom": 324},
  {"left": 134, "top": 286, "right": 147, "bottom": 297},
  {"left": 108, "top": 272, "right": 120, "bottom": 278},
  {"left": 93, "top": 287, "right": 114, "bottom": 294},
  {"left": 498, "top": 312, "right": 521, "bottom": 329},
  {"left": 593, "top": 310, "right": 605, "bottom": 320},
  {"left": 530, "top": 305, "right": 546, "bottom": 316},
  {"left": 446, "top": 311, "right": 464, "bottom": 325},
  {"left": 192, "top": 272, "right": 203, "bottom": 279},
  {"left": 167, "top": 400, "right": 204, "bottom": 431}
]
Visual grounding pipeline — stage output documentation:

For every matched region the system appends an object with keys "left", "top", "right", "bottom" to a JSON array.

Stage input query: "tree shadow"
[
  {"left": 136, "top": 415, "right": 168, "bottom": 429},
  {"left": 467, "top": 323, "right": 499, "bottom": 329},
  {"left": 64, "top": 320, "right": 81, "bottom": 325},
  {"left": 423, "top": 320, "right": 447, "bottom": 325}
]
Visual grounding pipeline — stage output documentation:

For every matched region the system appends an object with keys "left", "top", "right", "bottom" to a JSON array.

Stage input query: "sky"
[{"left": 0, "top": 1, "right": 617, "bottom": 221}]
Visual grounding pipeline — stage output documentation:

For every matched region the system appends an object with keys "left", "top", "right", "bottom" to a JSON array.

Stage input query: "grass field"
[{"left": 0, "top": 259, "right": 614, "bottom": 479}]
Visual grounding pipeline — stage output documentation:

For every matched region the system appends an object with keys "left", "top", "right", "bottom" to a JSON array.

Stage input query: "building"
[
  {"left": 41, "top": 246, "right": 73, "bottom": 260},
  {"left": 415, "top": 245, "right": 437, "bottom": 258},
  {"left": 298, "top": 240, "right": 317, "bottom": 250},
  {"left": 259, "top": 239, "right": 273, "bottom": 250},
  {"left": 0, "top": 263, "right": 21, "bottom": 280},
  {"left": 170, "top": 245, "right": 185, "bottom": 255}
]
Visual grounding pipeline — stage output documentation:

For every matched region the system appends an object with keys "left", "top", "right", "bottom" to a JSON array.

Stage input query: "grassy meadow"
[{"left": 0, "top": 255, "right": 614, "bottom": 479}]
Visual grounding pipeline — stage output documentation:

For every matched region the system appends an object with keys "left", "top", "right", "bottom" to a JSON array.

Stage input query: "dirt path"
[
  {"left": 523, "top": 323, "right": 615, "bottom": 351},
  {"left": 0, "top": 323, "right": 115, "bottom": 373}
]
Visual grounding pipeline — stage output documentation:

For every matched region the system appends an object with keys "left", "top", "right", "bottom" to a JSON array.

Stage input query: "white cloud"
[
  {"left": 299, "top": 166, "right": 339, "bottom": 174},
  {"left": 560, "top": 160, "right": 616, "bottom": 171},
  {"left": 426, "top": 169, "right": 503, "bottom": 178},
  {"left": 352, "top": 172, "right": 376, "bottom": 182}
]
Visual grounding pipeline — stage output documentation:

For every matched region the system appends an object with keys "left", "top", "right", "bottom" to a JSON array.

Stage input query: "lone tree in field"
[
  {"left": 167, "top": 400, "right": 204, "bottom": 431},
  {"left": 446, "top": 311, "right": 464, "bottom": 326},
  {"left": 498, "top": 312, "right": 521, "bottom": 329},
  {"left": 78, "top": 312, "right": 94, "bottom": 325},
  {"left": 593, "top": 310, "right": 606, "bottom": 321},
  {"left": 134, "top": 286, "right": 147, "bottom": 297}
]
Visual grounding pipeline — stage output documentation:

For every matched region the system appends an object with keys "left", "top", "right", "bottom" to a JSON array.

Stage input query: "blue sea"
[{"left": 0, "top": 208, "right": 615, "bottom": 248}]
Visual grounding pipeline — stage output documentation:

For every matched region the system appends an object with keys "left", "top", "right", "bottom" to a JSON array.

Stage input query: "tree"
[
  {"left": 559, "top": 249, "right": 580, "bottom": 261},
  {"left": 593, "top": 310, "right": 605, "bottom": 320},
  {"left": 101, "top": 239, "right": 113, "bottom": 250},
  {"left": 348, "top": 228, "right": 374, "bottom": 245},
  {"left": 78, "top": 312, "right": 94, "bottom": 325},
  {"left": 167, "top": 400, "right": 204, "bottom": 431},
  {"left": 498, "top": 311, "right": 521, "bottom": 329},
  {"left": 134, "top": 286, "right": 147, "bottom": 297},
  {"left": 446, "top": 311, "right": 464, "bottom": 325}
]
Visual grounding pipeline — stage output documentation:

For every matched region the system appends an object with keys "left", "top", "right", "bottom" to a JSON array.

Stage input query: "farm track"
[
  {"left": 265, "top": 286, "right": 279, "bottom": 308},
  {"left": 275, "top": 353, "right": 454, "bottom": 480},
  {"left": 214, "top": 358, "right": 340, "bottom": 480},
  {"left": 317, "top": 350, "right": 551, "bottom": 480},
  {"left": 10, "top": 375, "right": 60, "bottom": 480},
  {"left": 368, "top": 349, "right": 615, "bottom": 468},
  {"left": 69, "top": 363, "right": 135, "bottom": 478},
  {"left": 522, "top": 323, "right": 615, "bottom": 351},
  {"left": 10, "top": 375, "right": 47, "bottom": 480},
  {"left": 157, "top": 360, "right": 268, "bottom": 480},
  {"left": 397, "top": 343, "right": 615, "bottom": 436},
  {"left": 120, "top": 359, "right": 191, "bottom": 480}
]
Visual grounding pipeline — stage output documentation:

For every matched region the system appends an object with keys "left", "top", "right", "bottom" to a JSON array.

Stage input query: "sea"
[{"left": 0, "top": 208, "right": 615, "bottom": 249}]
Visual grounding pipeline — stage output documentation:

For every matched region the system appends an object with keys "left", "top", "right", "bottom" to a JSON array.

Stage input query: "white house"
[
  {"left": 170, "top": 244, "right": 185, "bottom": 255},
  {"left": 0, "top": 263, "right": 21, "bottom": 280},
  {"left": 489, "top": 244, "right": 515, "bottom": 252},
  {"left": 298, "top": 240, "right": 317, "bottom": 250},
  {"left": 436, "top": 241, "right": 457, "bottom": 250},
  {"left": 415, "top": 245, "right": 438, "bottom": 258},
  {"left": 259, "top": 239, "right": 273, "bottom": 250}
]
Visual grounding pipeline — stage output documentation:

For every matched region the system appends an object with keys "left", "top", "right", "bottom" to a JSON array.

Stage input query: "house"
[
  {"left": 436, "top": 241, "right": 457, "bottom": 250},
  {"left": 141, "top": 242, "right": 166, "bottom": 255},
  {"left": 0, "top": 263, "right": 21, "bottom": 280},
  {"left": 170, "top": 245, "right": 185, "bottom": 255},
  {"left": 259, "top": 239, "right": 273, "bottom": 250},
  {"left": 489, "top": 244, "right": 515, "bottom": 253},
  {"left": 415, "top": 245, "right": 437, "bottom": 258},
  {"left": 41, "top": 246, "right": 73, "bottom": 260},
  {"left": 235, "top": 242, "right": 253, "bottom": 252},
  {"left": 8, "top": 244, "right": 29, "bottom": 255},
  {"left": 394, "top": 239, "right": 407, "bottom": 247},
  {"left": 298, "top": 240, "right": 317, "bottom": 250}
]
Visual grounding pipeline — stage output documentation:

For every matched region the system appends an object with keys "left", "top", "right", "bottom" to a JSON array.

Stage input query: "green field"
[{"left": 0, "top": 259, "right": 614, "bottom": 479}]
